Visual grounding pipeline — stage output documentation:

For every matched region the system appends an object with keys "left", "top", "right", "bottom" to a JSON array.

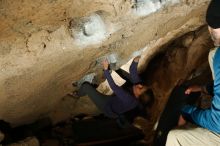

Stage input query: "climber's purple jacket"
[{"left": 103, "top": 61, "right": 142, "bottom": 118}]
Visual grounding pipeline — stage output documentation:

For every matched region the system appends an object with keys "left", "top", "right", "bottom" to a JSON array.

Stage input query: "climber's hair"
[{"left": 139, "top": 89, "right": 155, "bottom": 107}]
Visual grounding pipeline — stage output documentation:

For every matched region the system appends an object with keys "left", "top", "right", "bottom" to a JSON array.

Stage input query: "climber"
[
  {"left": 163, "top": 0, "right": 220, "bottom": 145},
  {"left": 75, "top": 56, "right": 153, "bottom": 122}
]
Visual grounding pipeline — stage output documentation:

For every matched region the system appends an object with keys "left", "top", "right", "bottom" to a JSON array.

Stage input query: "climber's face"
[
  {"left": 208, "top": 26, "right": 220, "bottom": 47},
  {"left": 133, "top": 84, "right": 147, "bottom": 98}
]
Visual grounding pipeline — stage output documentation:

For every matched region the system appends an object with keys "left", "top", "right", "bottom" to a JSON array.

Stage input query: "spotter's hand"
[{"left": 185, "top": 85, "right": 202, "bottom": 95}]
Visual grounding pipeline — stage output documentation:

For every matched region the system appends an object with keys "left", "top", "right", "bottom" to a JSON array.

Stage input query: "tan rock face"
[
  {"left": 0, "top": 0, "right": 211, "bottom": 126},
  {"left": 7, "top": 137, "right": 39, "bottom": 146}
]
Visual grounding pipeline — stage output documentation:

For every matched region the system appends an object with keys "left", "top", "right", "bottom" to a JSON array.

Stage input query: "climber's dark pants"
[
  {"left": 78, "top": 68, "right": 132, "bottom": 111},
  {"left": 78, "top": 68, "right": 134, "bottom": 114},
  {"left": 78, "top": 82, "right": 113, "bottom": 113},
  {"left": 153, "top": 85, "right": 201, "bottom": 146}
]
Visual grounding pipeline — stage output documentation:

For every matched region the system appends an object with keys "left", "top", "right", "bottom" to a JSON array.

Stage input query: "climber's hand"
[
  {"left": 102, "top": 59, "right": 109, "bottom": 70},
  {"left": 134, "top": 56, "right": 141, "bottom": 62}
]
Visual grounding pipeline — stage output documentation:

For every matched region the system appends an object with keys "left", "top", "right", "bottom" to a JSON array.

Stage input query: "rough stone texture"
[
  {"left": 6, "top": 137, "right": 39, "bottom": 146},
  {"left": 0, "top": 0, "right": 211, "bottom": 127},
  {"left": 92, "top": 25, "right": 213, "bottom": 145},
  {"left": 0, "top": 131, "right": 5, "bottom": 143}
]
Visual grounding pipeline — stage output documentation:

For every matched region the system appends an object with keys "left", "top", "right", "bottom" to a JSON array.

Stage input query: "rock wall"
[{"left": 0, "top": 0, "right": 210, "bottom": 126}]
